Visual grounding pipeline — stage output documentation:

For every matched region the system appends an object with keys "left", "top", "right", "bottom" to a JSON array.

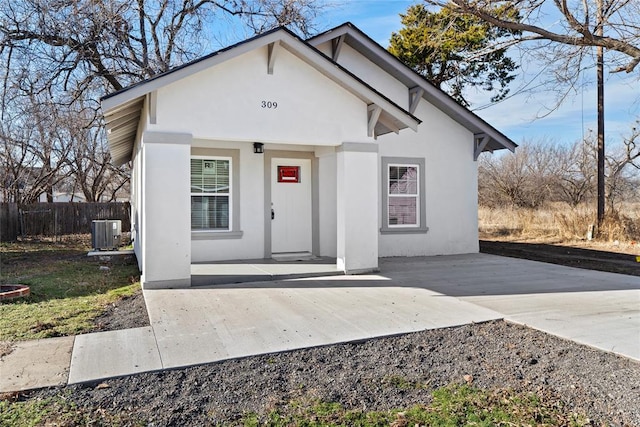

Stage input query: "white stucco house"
[{"left": 102, "top": 23, "right": 516, "bottom": 289}]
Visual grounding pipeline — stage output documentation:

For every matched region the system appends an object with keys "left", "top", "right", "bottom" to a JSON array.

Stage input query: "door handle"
[{"left": 271, "top": 209, "right": 275, "bottom": 220}]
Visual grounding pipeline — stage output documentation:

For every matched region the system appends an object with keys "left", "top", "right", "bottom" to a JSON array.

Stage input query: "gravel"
[{"left": 22, "top": 320, "right": 640, "bottom": 426}]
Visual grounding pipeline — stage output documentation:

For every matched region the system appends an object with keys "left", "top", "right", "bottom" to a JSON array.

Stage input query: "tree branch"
[{"left": 433, "top": 0, "right": 640, "bottom": 73}]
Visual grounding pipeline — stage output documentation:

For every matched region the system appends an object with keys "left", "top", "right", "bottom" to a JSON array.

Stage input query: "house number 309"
[{"left": 261, "top": 101, "right": 278, "bottom": 109}]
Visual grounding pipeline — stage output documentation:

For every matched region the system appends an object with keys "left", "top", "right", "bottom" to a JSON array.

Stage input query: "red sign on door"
[{"left": 278, "top": 166, "right": 300, "bottom": 183}]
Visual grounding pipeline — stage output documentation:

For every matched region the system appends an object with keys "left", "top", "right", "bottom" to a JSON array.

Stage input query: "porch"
[{"left": 191, "top": 255, "right": 343, "bottom": 286}]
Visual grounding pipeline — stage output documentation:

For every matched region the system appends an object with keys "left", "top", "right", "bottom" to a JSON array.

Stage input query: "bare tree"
[
  {"left": 1, "top": 0, "right": 327, "bottom": 97},
  {"left": 422, "top": 0, "right": 640, "bottom": 117},
  {"left": 0, "top": 0, "right": 326, "bottom": 203},
  {"left": 429, "top": 0, "right": 639, "bottom": 231},
  {"left": 478, "top": 126, "right": 640, "bottom": 210},
  {"left": 545, "top": 140, "right": 595, "bottom": 206},
  {"left": 57, "top": 105, "right": 130, "bottom": 202},
  {"left": 479, "top": 142, "right": 557, "bottom": 208},
  {"left": 0, "top": 91, "right": 72, "bottom": 203},
  {"left": 426, "top": 0, "right": 640, "bottom": 74},
  {"left": 602, "top": 123, "right": 640, "bottom": 208},
  {"left": 562, "top": 126, "right": 640, "bottom": 209}
]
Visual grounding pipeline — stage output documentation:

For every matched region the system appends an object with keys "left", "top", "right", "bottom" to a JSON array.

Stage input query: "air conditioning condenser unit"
[{"left": 91, "top": 220, "right": 122, "bottom": 251}]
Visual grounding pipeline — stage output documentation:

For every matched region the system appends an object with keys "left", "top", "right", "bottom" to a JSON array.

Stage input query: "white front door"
[{"left": 271, "top": 158, "right": 312, "bottom": 254}]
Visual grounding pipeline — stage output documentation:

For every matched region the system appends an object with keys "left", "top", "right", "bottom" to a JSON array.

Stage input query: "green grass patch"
[
  {"left": 0, "top": 396, "right": 80, "bottom": 427},
  {"left": 0, "top": 384, "right": 592, "bottom": 426},
  {"left": 238, "top": 384, "right": 591, "bottom": 427},
  {"left": 0, "top": 394, "right": 144, "bottom": 426},
  {"left": 0, "top": 239, "right": 140, "bottom": 341}
]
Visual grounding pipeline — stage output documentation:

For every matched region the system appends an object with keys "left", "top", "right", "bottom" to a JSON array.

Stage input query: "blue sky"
[{"left": 318, "top": 1, "right": 640, "bottom": 147}]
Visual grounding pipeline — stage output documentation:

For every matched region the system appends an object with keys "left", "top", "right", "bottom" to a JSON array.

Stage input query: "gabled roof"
[
  {"left": 307, "top": 22, "right": 517, "bottom": 155},
  {"left": 102, "top": 26, "right": 421, "bottom": 166}
]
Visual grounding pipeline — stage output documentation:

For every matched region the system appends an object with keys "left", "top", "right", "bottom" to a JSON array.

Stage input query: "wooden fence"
[{"left": 0, "top": 202, "right": 130, "bottom": 242}]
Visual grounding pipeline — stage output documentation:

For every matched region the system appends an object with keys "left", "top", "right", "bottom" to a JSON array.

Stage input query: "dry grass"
[{"left": 479, "top": 202, "right": 640, "bottom": 254}]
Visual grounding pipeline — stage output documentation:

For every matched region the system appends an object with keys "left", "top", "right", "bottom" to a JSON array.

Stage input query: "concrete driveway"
[
  {"left": 379, "top": 254, "right": 640, "bottom": 360},
  {"left": 144, "top": 253, "right": 640, "bottom": 371}
]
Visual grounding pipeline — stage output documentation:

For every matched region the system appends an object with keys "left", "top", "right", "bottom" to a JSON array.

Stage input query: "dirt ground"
[
  {"left": 92, "top": 290, "right": 150, "bottom": 331},
  {"left": 480, "top": 240, "right": 640, "bottom": 277},
  {"left": 6, "top": 239, "right": 640, "bottom": 425}
]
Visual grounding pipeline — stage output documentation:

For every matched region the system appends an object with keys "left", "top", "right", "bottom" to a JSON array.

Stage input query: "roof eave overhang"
[
  {"left": 104, "top": 97, "right": 144, "bottom": 166},
  {"left": 101, "top": 30, "right": 289, "bottom": 113},
  {"left": 102, "top": 27, "right": 421, "bottom": 163},
  {"left": 280, "top": 32, "right": 420, "bottom": 133},
  {"left": 308, "top": 23, "right": 517, "bottom": 153}
]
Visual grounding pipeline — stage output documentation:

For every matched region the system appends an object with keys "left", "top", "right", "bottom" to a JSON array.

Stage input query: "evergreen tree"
[{"left": 389, "top": 5, "right": 518, "bottom": 107}]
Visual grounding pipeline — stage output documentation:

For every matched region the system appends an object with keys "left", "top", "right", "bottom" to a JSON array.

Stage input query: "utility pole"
[{"left": 596, "top": 0, "right": 605, "bottom": 230}]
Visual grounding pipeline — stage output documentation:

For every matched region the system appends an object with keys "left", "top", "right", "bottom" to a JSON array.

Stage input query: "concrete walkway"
[{"left": 1, "top": 253, "right": 638, "bottom": 393}]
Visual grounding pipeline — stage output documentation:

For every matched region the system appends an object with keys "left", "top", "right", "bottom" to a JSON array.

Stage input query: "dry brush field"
[{"left": 479, "top": 202, "right": 640, "bottom": 256}]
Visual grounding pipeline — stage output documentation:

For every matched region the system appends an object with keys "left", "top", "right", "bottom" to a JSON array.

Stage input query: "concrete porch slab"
[
  {"left": 68, "top": 327, "right": 162, "bottom": 384},
  {"left": 0, "top": 336, "right": 74, "bottom": 392},
  {"left": 191, "top": 258, "right": 343, "bottom": 286}
]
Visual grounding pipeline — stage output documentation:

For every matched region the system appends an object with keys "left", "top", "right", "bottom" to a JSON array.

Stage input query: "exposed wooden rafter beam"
[
  {"left": 331, "top": 34, "right": 346, "bottom": 61},
  {"left": 104, "top": 102, "right": 142, "bottom": 119},
  {"left": 107, "top": 121, "right": 139, "bottom": 138},
  {"left": 105, "top": 109, "right": 140, "bottom": 130},
  {"left": 474, "top": 134, "right": 490, "bottom": 161},
  {"left": 367, "top": 104, "right": 382, "bottom": 138},
  {"left": 267, "top": 41, "right": 280, "bottom": 74},
  {"left": 408, "top": 86, "right": 424, "bottom": 114}
]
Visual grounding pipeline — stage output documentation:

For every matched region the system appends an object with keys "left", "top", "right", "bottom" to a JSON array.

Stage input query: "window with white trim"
[
  {"left": 387, "top": 164, "right": 419, "bottom": 227},
  {"left": 381, "top": 157, "right": 428, "bottom": 234},
  {"left": 190, "top": 157, "right": 231, "bottom": 230}
]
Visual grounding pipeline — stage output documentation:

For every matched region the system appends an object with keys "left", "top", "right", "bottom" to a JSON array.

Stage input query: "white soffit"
[{"left": 104, "top": 97, "right": 144, "bottom": 166}]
